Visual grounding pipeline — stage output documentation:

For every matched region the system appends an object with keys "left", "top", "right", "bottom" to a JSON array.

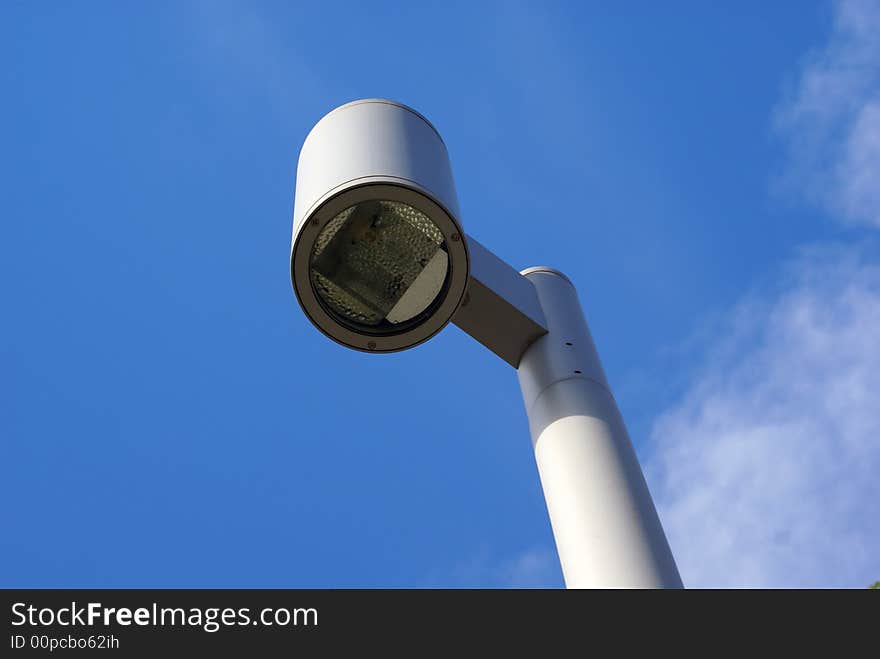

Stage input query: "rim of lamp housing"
[{"left": 291, "top": 181, "right": 469, "bottom": 353}]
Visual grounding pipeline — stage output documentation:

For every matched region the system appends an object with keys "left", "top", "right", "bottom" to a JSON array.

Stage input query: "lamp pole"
[
  {"left": 517, "top": 268, "right": 682, "bottom": 588},
  {"left": 290, "top": 99, "right": 682, "bottom": 588}
]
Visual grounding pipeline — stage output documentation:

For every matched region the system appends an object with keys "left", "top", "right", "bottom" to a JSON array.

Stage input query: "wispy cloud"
[
  {"left": 497, "top": 547, "right": 561, "bottom": 588},
  {"left": 776, "top": 0, "right": 880, "bottom": 227},
  {"left": 648, "top": 0, "right": 880, "bottom": 587},
  {"left": 428, "top": 545, "right": 561, "bottom": 588},
  {"left": 648, "top": 245, "right": 880, "bottom": 587},
  {"left": 184, "top": 0, "right": 327, "bottom": 132}
]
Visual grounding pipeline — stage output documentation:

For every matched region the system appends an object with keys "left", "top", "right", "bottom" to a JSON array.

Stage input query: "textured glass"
[{"left": 310, "top": 200, "right": 449, "bottom": 331}]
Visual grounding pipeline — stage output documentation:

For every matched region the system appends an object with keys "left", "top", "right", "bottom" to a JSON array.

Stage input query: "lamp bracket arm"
[{"left": 451, "top": 234, "right": 548, "bottom": 367}]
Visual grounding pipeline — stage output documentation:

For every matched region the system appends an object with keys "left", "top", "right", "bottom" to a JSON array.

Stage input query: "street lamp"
[{"left": 290, "top": 99, "right": 683, "bottom": 589}]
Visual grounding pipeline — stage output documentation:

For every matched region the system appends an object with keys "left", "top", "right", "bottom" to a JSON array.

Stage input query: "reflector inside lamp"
[{"left": 309, "top": 199, "right": 450, "bottom": 333}]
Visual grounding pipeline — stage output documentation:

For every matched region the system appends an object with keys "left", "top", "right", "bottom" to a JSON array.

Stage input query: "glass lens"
[{"left": 309, "top": 199, "right": 449, "bottom": 332}]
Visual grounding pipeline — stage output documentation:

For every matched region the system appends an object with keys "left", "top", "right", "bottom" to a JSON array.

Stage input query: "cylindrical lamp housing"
[{"left": 290, "top": 99, "right": 468, "bottom": 353}]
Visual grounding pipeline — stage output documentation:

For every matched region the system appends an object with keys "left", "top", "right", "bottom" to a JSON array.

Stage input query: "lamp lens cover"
[{"left": 309, "top": 199, "right": 450, "bottom": 334}]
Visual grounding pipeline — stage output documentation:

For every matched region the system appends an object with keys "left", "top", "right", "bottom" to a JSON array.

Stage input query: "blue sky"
[{"left": 2, "top": 0, "right": 878, "bottom": 587}]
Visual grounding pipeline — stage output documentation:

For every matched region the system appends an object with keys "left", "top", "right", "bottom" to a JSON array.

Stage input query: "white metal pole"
[{"left": 517, "top": 268, "right": 682, "bottom": 589}]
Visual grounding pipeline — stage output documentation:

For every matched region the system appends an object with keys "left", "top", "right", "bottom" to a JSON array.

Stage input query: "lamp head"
[{"left": 290, "top": 100, "right": 468, "bottom": 352}]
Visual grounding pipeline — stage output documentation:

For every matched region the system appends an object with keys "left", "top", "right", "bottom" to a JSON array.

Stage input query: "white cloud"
[
  {"left": 776, "top": 0, "right": 880, "bottom": 227},
  {"left": 646, "top": 0, "right": 880, "bottom": 590},
  {"left": 648, "top": 244, "right": 880, "bottom": 587},
  {"left": 429, "top": 545, "right": 561, "bottom": 588},
  {"left": 497, "top": 547, "right": 560, "bottom": 588}
]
